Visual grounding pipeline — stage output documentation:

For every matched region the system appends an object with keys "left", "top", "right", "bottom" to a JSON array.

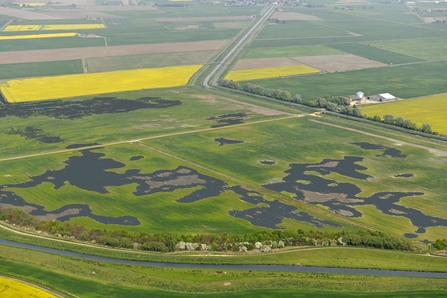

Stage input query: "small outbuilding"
[{"left": 349, "top": 91, "right": 365, "bottom": 101}]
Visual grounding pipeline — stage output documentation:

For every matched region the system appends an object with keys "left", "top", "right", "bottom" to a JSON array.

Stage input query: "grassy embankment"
[{"left": 0, "top": 244, "right": 446, "bottom": 297}]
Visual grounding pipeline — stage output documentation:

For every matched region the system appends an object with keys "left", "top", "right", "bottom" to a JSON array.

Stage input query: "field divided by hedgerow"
[
  {"left": 242, "top": 61, "right": 447, "bottom": 100},
  {"left": 360, "top": 93, "right": 447, "bottom": 135}
]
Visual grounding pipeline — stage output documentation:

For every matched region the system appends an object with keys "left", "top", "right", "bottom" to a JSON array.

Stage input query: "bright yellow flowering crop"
[
  {"left": 0, "top": 32, "right": 78, "bottom": 40},
  {"left": 0, "top": 64, "right": 202, "bottom": 103},
  {"left": 360, "top": 93, "right": 447, "bottom": 135},
  {"left": 225, "top": 64, "right": 319, "bottom": 81},
  {"left": 42, "top": 24, "right": 106, "bottom": 30},
  {"left": 2, "top": 25, "right": 42, "bottom": 32},
  {"left": 0, "top": 277, "right": 56, "bottom": 298}
]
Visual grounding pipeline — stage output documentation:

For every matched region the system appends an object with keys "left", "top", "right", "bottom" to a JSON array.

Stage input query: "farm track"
[
  {"left": 310, "top": 119, "right": 447, "bottom": 157},
  {"left": 0, "top": 114, "right": 301, "bottom": 163}
]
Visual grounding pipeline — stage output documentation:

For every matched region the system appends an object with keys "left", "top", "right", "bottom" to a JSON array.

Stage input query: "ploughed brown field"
[{"left": 0, "top": 40, "right": 230, "bottom": 64}]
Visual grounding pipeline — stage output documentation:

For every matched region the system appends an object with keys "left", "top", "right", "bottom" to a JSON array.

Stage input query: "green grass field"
[
  {"left": 364, "top": 37, "right": 447, "bottom": 61},
  {"left": 328, "top": 42, "right": 422, "bottom": 64},
  {"left": 242, "top": 45, "right": 343, "bottom": 59},
  {"left": 0, "top": 244, "right": 446, "bottom": 297},
  {"left": 1, "top": 2, "right": 447, "bottom": 294},
  {"left": 86, "top": 51, "right": 217, "bottom": 73},
  {"left": 0, "top": 87, "right": 288, "bottom": 158},
  {"left": 0, "top": 37, "right": 105, "bottom": 52},
  {"left": 243, "top": 61, "right": 447, "bottom": 100},
  {"left": 1, "top": 103, "right": 446, "bottom": 240},
  {"left": 0, "top": 60, "right": 83, "bottom": 80}
]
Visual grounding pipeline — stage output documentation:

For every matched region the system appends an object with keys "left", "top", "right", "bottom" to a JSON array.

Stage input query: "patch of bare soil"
[
  {"left": 337, "top": 209, "right": 354, "bottom": 216},
  {"left": 271, "top": 12, "right": 321, "bottom": 21},
  {"left": 290, "top": 54, "right": 385, "bottom": 72},
  {"left": 0, "top": 203, "right": 36, "bottom": 213},
  {"left": 389, "top": 208, "right": 407, "bottom": 215},
  {"left": 0, "top": 40, "right": 229, "bottom": 64},
  {"left": 232, "top": 57, "right": 299, "bottom": 71},
  {"left": 307, "top": 161, "right": 339, "bottom": 168},
  {"left": 302, "top": 190, "right": 363, "bottom": 204},
  {"left": 0, "top": 7, "right": 61, "bottom": 19},
  {"left": 133, "top": 174, "right": 206, "bottom": 189},
  {"left": 37, "top": 208, "right": 81, "bottom": 220}
]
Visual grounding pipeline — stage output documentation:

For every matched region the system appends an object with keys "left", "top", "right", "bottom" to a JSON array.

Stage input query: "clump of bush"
[{"left": 0, "top": 207, "right": 415, "bottom": 252}]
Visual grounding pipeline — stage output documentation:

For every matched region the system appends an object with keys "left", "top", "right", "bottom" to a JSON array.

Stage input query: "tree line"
[
  {"left": 0, "top": 206, "right": 415, "bottom": 252},
  {"left": 219, "top": 79, "right": 441, "bottom": 136}
]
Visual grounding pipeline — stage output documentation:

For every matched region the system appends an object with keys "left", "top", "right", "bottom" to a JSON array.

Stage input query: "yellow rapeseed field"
[
  {"left": 0, "top": 33, "right": 78, "bottom": 40},
  {"left": 360, "top": 93, "right": 447, "bottom": 135},
  {"left": 42, "top": 24, "right": 106, "bottom": 30},
  {"left": 0, "top": 64, "right": 202, "bottom": 103},
  {"left": 225, "top": 64, "right": 319, "bottom": 81},
  {"left": 0, "top": 276, "right": 56, "bottom": 298},
  {"left": 2, "top": 25, "right": 42, "bottom": 32}
]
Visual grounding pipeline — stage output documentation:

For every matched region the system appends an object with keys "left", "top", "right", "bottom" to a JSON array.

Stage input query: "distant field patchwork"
[
  {"left": 226, "top": 64, "right": 319, "bottom": 81},
  {"left": 360, "top": 93, "right": 447, "bottom": 135},
  {"left": 0, "top": 33, "right": 78, "bottom": 40},
  {"left": 2, "top": 24, "right": 105, "bottom": 31},
  {"left": 0, "top": 64, "right": 202, "bottom": 102},
  {"left": 291, "top": 54, "right": 385, "bottom": 72}
]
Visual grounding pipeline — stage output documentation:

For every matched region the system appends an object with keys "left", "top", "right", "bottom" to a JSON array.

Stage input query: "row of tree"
[
  {"left": 219, "top": 80, "right": 440, "bottom": 136},
  {"left": 0, "top": 206, "right": 415, "bottom": 252}
]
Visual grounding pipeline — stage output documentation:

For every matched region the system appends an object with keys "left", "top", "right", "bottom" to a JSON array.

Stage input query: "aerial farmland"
[{"left": 0, "top": 0, "right": 446, "bottom": 296}]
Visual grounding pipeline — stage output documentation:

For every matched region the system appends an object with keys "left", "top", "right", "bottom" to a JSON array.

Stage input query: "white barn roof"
[{"left": 379, "top": 93, "right": 396, "bottom": 100}]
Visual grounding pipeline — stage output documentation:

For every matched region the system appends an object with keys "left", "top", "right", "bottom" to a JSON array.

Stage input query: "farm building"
[
  {"left": 350, "top": 91, "right": 365, "bottom": 101},
  {"left": 367, "top": 93, "right": 397, "bottom": 102}
]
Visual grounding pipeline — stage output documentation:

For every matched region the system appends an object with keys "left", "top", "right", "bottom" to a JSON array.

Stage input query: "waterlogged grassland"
[
  {"left": 0, "top": 245, "right": 446, "bottom": 298},
  {"left": 1, "top": 65, "right": 202, "bottom": 102},
  {"left": 0, "top": 87, "right": 286, "bottom": 158},
  {"left": 145, "top": 117, "right": 447, "bottom": 239},
  {"left": 0, "top": 142, "right": 351, "bottom": 234},
  {"left": 245, "top": 61, "right": 447, "bottom": 99},
  {"left": 360, "top": 93, "right": 447, "bottom": 135}
]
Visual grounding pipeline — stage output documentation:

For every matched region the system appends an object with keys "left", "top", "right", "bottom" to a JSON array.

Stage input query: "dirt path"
[
  {"left": 0, "top": 115, "right": 300, "bottom": 163},
  {"left": 310, "top": 119, "right": 447, "bottom": 156}
]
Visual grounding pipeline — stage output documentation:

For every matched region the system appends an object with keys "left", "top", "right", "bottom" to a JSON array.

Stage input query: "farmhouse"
[{"left": 367, "top": 93, "right": 397, "bottom": 102}]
